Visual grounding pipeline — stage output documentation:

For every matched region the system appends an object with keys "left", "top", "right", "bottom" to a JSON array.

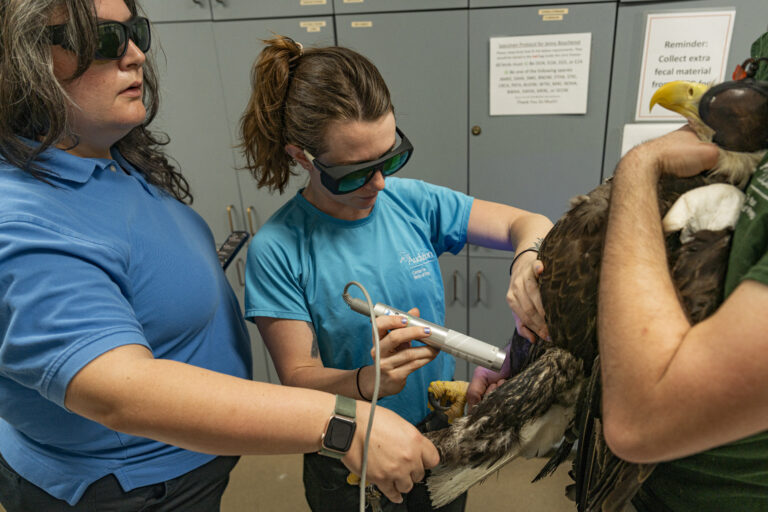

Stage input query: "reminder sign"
[
  {"left": 636, "top": 10, "right": 735, "bottom": 121},
  {"left": 490, "top": 33, "right": 591, "bottom": 116}
]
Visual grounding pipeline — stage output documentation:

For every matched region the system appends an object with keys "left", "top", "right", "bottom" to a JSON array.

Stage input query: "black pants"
[
  {"left": 0, "top": 451, "right": 239, "bottom": 512},
  {"left": 303, "top": 453, "right": 467, "bottom": 512}
]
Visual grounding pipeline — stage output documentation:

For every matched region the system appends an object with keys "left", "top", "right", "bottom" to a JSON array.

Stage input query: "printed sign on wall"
[
  {"left": 620, "top": 123, "right": 685, "bottom": 157},
  {"left": 636, "top": 10, "right": 735, "bottom": 121},
  {"left": 490, "top": 33, "right": 591, "bottom": 116}
]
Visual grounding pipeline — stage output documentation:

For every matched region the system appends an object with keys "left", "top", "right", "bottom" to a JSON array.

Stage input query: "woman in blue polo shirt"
[
  {"left": 240, "top": 37, "right": 553, "bottom": 511},
  {"left": 0, "top": 1, "right": 441, "bottom": 510}
]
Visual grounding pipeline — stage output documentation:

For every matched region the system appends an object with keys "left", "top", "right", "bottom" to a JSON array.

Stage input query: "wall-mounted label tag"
[
  {"left": 539, "top": 9, "right": 567, "bottom": 21},
  {"left": 351, "top": 21, "right": 373, "bottom": 28},
  {"left": 344, "top": 0, "right": 365, "bottom": 3},
  {"left": 300, "top": 20, "right": 327, "bottom": 33},
  {"left": 300, "top": 0, "right": 327, "bottom": 5}
]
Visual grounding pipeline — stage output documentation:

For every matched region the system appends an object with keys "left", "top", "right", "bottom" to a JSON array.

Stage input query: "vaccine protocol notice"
[
  {"left": 490, "top": 33, "right": 591, "bottom": 116},
  {"left": 636, "top": 10, "right": 735, "bottom": 121}
]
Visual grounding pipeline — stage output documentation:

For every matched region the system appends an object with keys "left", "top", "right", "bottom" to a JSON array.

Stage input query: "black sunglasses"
[
  {"left": 304, "top": 127, "right": 414, "bottom": 195},
  {"left": 47, "top": 16, "right": 151, "bottom": 60}
]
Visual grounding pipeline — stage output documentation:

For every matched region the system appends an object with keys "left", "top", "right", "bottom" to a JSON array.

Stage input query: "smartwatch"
[{"left": 319, "top": 395, "right": 357, "bottom": 459}]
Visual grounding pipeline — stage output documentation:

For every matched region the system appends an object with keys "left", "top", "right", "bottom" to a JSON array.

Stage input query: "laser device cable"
[
  {"left": 343, "top": 281, "right": 381, "bottom": 512},
  {"left": 343, "top": 282, "right": 509, "bottom": 511}
]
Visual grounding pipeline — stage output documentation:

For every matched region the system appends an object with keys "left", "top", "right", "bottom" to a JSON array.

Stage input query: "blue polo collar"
[{"left": 21, "top": 138, "right": 160, "bottom": 198}]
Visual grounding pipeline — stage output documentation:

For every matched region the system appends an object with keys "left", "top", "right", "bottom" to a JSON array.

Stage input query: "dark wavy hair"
[
  {"left": 239, "top": 36, "right": 393, "bottom": 193},
  {"left": 0, "top": 0, "right": 191, "bottom": 203}
]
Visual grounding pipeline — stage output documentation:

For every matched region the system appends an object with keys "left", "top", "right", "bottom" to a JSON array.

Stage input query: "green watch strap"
[
  {"left": 335, "top": 394, "right": 356, "bottom": 419},
  {"left": 318, "top": 446, "right": 346, "bottom": 459},
  {"left": 318, "top": 395, "right": 358, "bottom": 459},
  {"left": 318, "top": 395, "right": 357, "bottom": 459}
]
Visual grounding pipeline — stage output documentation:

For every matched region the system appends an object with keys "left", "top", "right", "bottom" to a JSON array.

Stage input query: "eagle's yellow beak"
[{"left": 650, "top": 81, "right": 710, "bottom": 120}]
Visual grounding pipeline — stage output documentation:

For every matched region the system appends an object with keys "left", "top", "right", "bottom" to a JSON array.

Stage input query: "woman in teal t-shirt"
[{"left": 239, "top": 36, "right": 553, "bottom": 512}]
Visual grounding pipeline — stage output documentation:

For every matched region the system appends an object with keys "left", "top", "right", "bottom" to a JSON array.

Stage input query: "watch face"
[{"left": 324, "top": 416, "right": 356, "bottom": 453}]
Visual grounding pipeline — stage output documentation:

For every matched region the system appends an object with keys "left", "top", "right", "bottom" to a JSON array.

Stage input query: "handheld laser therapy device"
[{"left": 343, "top": 287, "right": 507, "bottom": 371}]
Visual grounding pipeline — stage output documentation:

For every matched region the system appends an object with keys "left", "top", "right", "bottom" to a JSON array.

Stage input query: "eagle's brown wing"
[{"left": 538, "top": 173, "right": 732, "bottom": 512}]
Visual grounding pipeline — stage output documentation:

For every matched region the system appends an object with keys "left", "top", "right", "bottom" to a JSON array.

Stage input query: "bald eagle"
[{"left": 426, "top": 66, "right": 768, "bottom": 510}]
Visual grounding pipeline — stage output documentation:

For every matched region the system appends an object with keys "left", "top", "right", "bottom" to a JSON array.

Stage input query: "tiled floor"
[{"left": 222, "top": 454, "right": 577, "bottom": 511}]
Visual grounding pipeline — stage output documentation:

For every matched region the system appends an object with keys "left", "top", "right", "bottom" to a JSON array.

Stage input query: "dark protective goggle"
[
  {"left": 698, "top": 78, "right": 768, "bottom": 153},
  {"left": 47, "top": 16, "right": 151, "bottom": 60},
  {"left": 698, "top": 58, "right": 768, "bottom": 153},
  {"left": 304, "top": 127, "right": 414, "bottom": 195}
]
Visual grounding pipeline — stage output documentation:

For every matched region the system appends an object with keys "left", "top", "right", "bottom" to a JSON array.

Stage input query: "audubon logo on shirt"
[{"left": 399, "top": 249, "right": 436, "bottom": 280}]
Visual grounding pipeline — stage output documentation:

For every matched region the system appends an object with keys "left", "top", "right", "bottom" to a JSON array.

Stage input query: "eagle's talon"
[{"left": 427, "top": 381, "right": 469, "bottom": 422}]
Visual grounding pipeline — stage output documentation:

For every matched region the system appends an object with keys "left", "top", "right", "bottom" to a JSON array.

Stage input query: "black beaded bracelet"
[
  {"left": 356, "top": 366, "right": 371, "bottom": 402},
  {"left": 509, "top": 247, "right": 539, "bottom": 275}
]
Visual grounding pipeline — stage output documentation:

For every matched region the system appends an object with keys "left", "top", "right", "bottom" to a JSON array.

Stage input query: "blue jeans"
[
  {"left": 303, "top": 453, "right": 467, "bottom": 512},
  {"left": 0, "top": 451, "right": 238, "bottom": 512}
]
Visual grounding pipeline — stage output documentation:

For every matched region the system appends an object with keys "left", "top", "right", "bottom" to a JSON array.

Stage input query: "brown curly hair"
[{"left": 0, "top": 0, "right": 191, "bottom": 203}]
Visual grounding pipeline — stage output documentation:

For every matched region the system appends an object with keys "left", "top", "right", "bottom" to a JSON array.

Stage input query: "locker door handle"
[
  {"left": 452, "top": 270, "right": 459, "bottom": 304},
  {"left": 474, "top": 271, "right": 482, "bottom": 305},
  {"left": 226, "top": 204, "right": 235, "bottom": 232},
  {"left": 236, "top": 258, "right": 245, "bottom": 288},
  {"left": 246, "top": 206, "right": 256, "bottom": 235},
  {"left": 192, "top": 0, "right": 204, "bottom": 6},
  {"left": 214, "top": 0, "right": 227, "bottom": 4}
]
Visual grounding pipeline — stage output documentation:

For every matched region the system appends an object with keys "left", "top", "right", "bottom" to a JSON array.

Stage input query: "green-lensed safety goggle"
[
  {"left": 47, "top": 16, "right": 151, "bottom": 60},
  {"left": 304, "top": 127, "right": 414, "bottom": 195}
]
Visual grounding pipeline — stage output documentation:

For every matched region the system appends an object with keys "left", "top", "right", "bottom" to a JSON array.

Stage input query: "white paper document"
[
  {"left": 490, "top": 33, "right": 591, "bottom": 116},
  {"left": 621, "top": 123, "right": 686, "bottom": 157},
  {"left": 635, "top": 10, "right": 735, "bottom": 121}
]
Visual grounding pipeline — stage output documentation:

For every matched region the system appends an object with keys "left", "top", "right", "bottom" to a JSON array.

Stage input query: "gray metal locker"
[
  {"left": 603, "top": 0, "right": 768, "bottom": 178},
  {"left": 467, "top": 257, "right": 518, "bottom": 378},
  {"left": 211, "top": 0, "right": 333, "bottom": 20},
  {"left": 468, "top": 2, "right": 617, "bottom": 259},
  {"left": 335, "top": 10, "right": 469, "bottom": 194},
  {"left": 151, "top": 22, "right": 244, "bottom": 244},
  {"left": 212, "top": 18, "right": 335, "bottom": 384},
  {"left": 140, "top": 0, "right": 212, "bottom": 22},
  {"left": 150, "top": 21, "right": 271, "bottom": 384},
  {"left": 439, "top": 254, "right": 470, "bottom": 381},
  {"left": 471, "top": 0, "right": 586, "bottom": 7},
  {"left": 212, "top": 17, "right": 335, "bottom": 235},
  {"left": 333, "top": 0, "right": 467, "bottom": 14}
]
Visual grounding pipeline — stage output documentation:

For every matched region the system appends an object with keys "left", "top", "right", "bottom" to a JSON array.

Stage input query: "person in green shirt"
[
  {"left": 598, "top": 124, "right": 768, "bottom": 511},
  {"left": 599, "top": 34, "right": 768, "bottom": 511}
]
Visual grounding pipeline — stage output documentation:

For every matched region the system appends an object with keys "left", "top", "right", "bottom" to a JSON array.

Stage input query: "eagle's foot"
[{"left": 662, "top": 183, "right": 745, "bottom": 243}]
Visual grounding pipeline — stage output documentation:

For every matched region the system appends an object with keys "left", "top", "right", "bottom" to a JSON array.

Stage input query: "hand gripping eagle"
[{"left": 425, "top": 61, "right": 768, "bottom": 511}]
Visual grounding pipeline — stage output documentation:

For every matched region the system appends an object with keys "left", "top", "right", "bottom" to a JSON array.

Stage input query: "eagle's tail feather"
[
  {"left": 427, "top": 446, "right": 521, "bottom": 508},
  {"left": 532, "top": 432, "right": 575, "bottom": 482},
  {"left": 427, "top": 403, "right": 577, "bottom": 507},
  {"left": 426, "top": 347, "right": 584, "bottom": 507}
]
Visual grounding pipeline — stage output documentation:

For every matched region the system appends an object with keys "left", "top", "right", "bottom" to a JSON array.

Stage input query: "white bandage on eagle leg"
[{"left": 662, "top": 183, "right": 746, "bottom": 243}]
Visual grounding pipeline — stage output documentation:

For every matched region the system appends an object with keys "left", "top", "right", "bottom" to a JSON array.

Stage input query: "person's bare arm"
[
  {"left": 255, "top": 313, "right": 437, "bottom": 400},
  {"left": 599, "top": 128, "right": 768, "bottom": 463},
  {"left": 467, "top": 198, "right": 552, "bottom": 341},
  {"left": 465, "top": 199, "right": 552, "bottom": 406},
  {"left": 65, "top": 344, "right": 439, "bottom": 502}
]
